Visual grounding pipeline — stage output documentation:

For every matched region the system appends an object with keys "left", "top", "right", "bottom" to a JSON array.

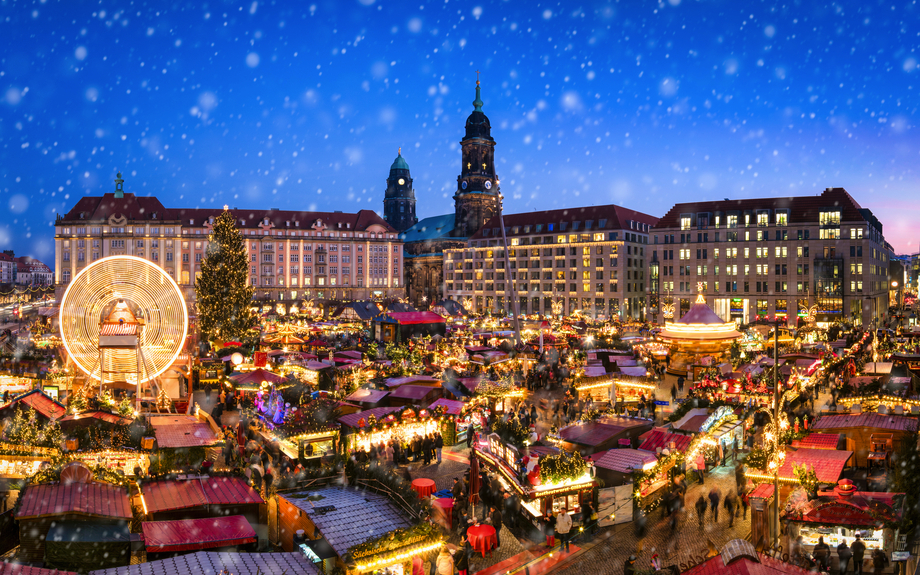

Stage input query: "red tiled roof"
[
  {"left": 812, "top": 413, "right": 918, "bottom": 432},
  {"left": 655, "top": 187, "right": 872, "bottom": 229},
  {"left": 797, "top": 433, "right": 840, "bottom": 450},
  {"left": 0, "top": 389, "right": 66, "bottom": 421},
  {"left": 0, "top": 563, "right": 77, "bottom": 575},
  {"left": 61, "top": 193, "right": 174, "bottom": 223},
  {"left": 559, "top": 417, "right": 650, "bottom": 447},
  {"left": 142, "top": 477, "right": 263, "bottom": 513},
  {"left": 174, "top": 207, "right": 395, "bottom": 233},
  {"left": 388, "top": 385, "right": 438, "bottom": 401},
  {"left": 429, "top": 398, "right": 465, "bottom": 415},
  {"left": 468, "top": 203, "right": 659, "bottom": 240},
  {"left": 749, "top": 483, "right": 775, "bottom": 500},
  {"left": 593, "top": 448, "right": 656, "bottom": 474},
  {"left": 154, "top": 423, "right": 219, "bottom": 448},
  {"left": 676, "top": 414, "right": 709, "bottom": 433},
  {"left": 776, "top": 448, "right": 853, "bottom": 484},
  {"left": 682, "top": 553, "right": 812, "bottom": 575},
  {"left": 637, "top": 428, "right": 693, "bottom": 453},
  {"left": 141, "top": 515, "right": 256, "bottom": 553},
  {"left": 338, "top": 407, "right": 399, "bottom": 428},
  {"left": 59, "top": 411, "right": 133, "bottom": 426},
  {"left": 381, "top": 312, "right": 446, "bottom": 325},
  {"left": 345, "top": 389, "right": 390, "bottom": 404},
  {"left": 16, "top": 482, "right": 131, "bottom": 519},
  {"left": 793, "top": 491, "right": 903, "bottom": 526}
]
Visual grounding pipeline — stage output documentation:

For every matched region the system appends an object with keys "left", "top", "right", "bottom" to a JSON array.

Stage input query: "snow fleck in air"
[
  {"left": 659, "top": 77, "right": 678, "bottom": 97},
  {"left": 472, "top": 7, "right": 483, "bottom": 19},
  {"left": 246, "top": 53, "right": 260, "bottom": 67},
  {"left": 764, "top": 25, "right": 776, "bottom": 38},
  {"left": 75, "top": 46, "right": 88, "bottom": 60},
  {"left": 560, "top": 91, "right": 583, "bottom": 112},
  {"left": 8, "top": 194, "right": 29, "bottom": 214},
  {"left": 904, "top": 57, "right": 917, "bottom": 73},
  {"left": 407, "top": 17, "right": 422, "bottom": 33},
  {"left": 542, "top": 9, "right": 552, "bottom": 20}
]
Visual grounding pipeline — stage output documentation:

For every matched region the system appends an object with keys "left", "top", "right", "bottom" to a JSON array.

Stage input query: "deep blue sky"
[{"left": 2, "top": 0, "right": 918, "bottom": 264}]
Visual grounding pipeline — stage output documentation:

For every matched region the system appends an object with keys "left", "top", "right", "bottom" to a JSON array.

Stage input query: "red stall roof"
[
  {"left": 338, "top": 407, "right": 399, "bottom": 428},
  {"left": 142, "top": 515, "right": 256, "bottom": 553},
  {"left": 142, "top": 477, "right": 263, "bottom": 514},
  {"left": 59, "top": 411, "right": 133, "bottom": 426},
  {"left": 812, "top": 413, "right": 918, "bottom": 432},
  {"left": 383, "top": 311, "right": 446, "bottom": 325},
  {"left": 0, "top": 389, "right": 66, "bottom": 421},
  {"left": 345, "top": 389, "right": 390, "bottom": 404},
  {"left": 17, "top": 483, "right": 131, "bottom": 520},
  {"left": 797, "top": 433, "right": 841, "bottom": 450},
  {"left": 593, "top": 449, "right": 656, "bottom": 474},
  {"left": 558, "top": 417, "right": 650, "bottom": 447},
  {"left": 388, "top": 385, "right": 438, "bottom": 401},
  {"left": 429, "top": 398, "right": 465, "bottom": 416},
  {"left": 637, "top": 428, "right": 693, "bottom": 453},
  {"left": 776, "top": 448, "right": 853, "bottom": 484},
  {"left": 675, "top": 414, "right": 709, "bottom": 433}
]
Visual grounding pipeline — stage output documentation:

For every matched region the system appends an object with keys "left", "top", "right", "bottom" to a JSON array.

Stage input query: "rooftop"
[
  {"left": 17, "top": 482, "right": 131, "bottom": 520},
  {"left": 812, "top": 412, "right": 918, "bottom": 432},
  {"left": 141, "top": 476, "right": 263, "bottom": 513},
  {"left": 280, "top": 486, "right": 411, "bottom": 558},
  {"left": 468, "top": 203, "right": 659, "bottom": 240},
  {"left": 89, "top": 551, "right": 317, "bottom": 575},
  {"left": 399, "top": 213, "right": 457, "bottom": 244}
]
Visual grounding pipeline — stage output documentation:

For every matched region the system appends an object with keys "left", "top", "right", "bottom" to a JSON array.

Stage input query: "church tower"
[
  {"left": 383, "top": 148, "right": 417, "bottom": 232},
  {"left": 452, "top": 76, "right": 501, "bottom": 238}
]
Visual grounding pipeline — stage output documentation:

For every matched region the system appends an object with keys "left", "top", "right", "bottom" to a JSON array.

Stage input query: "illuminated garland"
[
  {"left": 539, "top": 451, "right": 588, "bottom": 485},
  {"left": 355, "top": 405, "right": 447, "bottom": 435},
  {"left": 347, "top": 521, "right": 440, "bottom": 563}
]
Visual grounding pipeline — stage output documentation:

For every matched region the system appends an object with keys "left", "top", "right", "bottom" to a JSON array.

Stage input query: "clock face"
[
  {"left": 484, "top": 180, "right": 492, "bottom": 190},
  {"left": 398, "top": 178, "right": 405, "bottom": 186},
  {"left": 461, "top": 180, "right": 468, "bottom": 190}
]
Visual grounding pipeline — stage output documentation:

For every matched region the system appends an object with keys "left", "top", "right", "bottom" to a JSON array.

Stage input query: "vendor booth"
[
  {"left": 338, "top": 406, "right": 447, "bottom": 455},
  {"left": 811, "top": 412, "right": 918, "bottom": 467},
  {"left": 556, "top": 416, "right": 654, "bottom": 455},
  {"left": 473, "top": 433, "right": 596, "bottom": 530}
]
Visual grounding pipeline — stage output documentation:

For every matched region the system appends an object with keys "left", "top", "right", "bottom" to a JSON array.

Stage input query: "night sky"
[{"left": 2, "top": 0, "right": 918, "bottom": 264}]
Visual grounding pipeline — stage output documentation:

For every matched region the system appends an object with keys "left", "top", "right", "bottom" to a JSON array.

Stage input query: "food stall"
[
  {"left": 473, "top": 433, "right": 596, "bottom": 530},
  {"left": 428, "top": 398, "right": 466, "bottom": 445},
  {"left": 338, "top": 406, "right": 447, "bottom": 455},
  {"left": 785, "top": 480, "right": 904, "bottom": 572}
]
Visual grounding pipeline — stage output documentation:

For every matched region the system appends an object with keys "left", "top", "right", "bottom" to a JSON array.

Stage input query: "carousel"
[{"left": 658, "top": 285, "right": 742, "bottom": 377}]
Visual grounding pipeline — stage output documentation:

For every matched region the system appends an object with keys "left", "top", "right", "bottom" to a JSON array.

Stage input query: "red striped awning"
[
  {"left": 141, "top": 515, "right": 256, "bottom": 553},
  {"left": 100, "top": 323, "right": 138, "bottom": 335}
]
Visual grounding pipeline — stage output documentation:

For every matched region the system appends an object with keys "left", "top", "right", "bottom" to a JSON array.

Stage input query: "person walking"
[
  {"left": 466, "top": 424, "right": 474, "bottom": 448},
  {"left": 837, "top": 540, "right": 852, "bottom": 575},
  {"left": 724, "top": 491, "right": 736, "bottom": 528},
  {"left": 435, "top": 547, "right": 454, "bottom": 575},
  {"left": 455, "top": 537, "right": 471, "bottom": 575},
  {"left": 871, "top": 548, "right": 888, "bottom": 575},
  {"left": 695, "top": 494, "right": 707, "bottom": 528},
  {"left": 740, "top": 489, "right": 750, "bottom": 520},
  {"left": 434, "top": 432, "right": 443, "bottom": 464},
  {"left": 813, "top": 536, "right": 830, "bottom": 572},
  {"left": 852, "top": 533, "right": 866, "bottom": 575},
  {"left": 490, "top": 506, "right": 503, "bottom": 548},
  {"left": 554, "top": 509, "right": 572, "bottom": 552},
  {"left": 708, "top": 487, "right": 721, "bottom": 523}
]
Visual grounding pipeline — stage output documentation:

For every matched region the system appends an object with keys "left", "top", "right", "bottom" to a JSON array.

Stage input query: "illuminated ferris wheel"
[{"left": 59, "top": 256, "right": 188, "bottom": 405}]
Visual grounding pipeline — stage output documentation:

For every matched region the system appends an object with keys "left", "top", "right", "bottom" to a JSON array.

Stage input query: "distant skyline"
[{"left": 2, "top": 0, "right": 918, "bottom": 262}]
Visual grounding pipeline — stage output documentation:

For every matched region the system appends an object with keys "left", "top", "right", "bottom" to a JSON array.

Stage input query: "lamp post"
[{"left": 753, "top": 317, "right": 786, "bottom": 551}]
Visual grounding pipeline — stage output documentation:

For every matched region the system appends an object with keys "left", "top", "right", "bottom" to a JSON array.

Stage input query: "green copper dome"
[{"left": 390, "top": 150, "right": 409, "bottom": 172}]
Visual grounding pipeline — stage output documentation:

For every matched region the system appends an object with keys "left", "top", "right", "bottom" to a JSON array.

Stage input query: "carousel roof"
[{"left": 658, "top": 294, "right": 742, "bottom": 342}]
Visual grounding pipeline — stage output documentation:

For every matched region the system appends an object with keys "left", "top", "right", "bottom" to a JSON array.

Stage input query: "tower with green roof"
[{"left": 383, "top": 147, "right": 417, "bottom": 232}]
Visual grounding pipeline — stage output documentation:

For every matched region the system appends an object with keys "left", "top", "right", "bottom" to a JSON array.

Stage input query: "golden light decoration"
[{"left": 60, "top": 256, "right": 188, "bottom": 385}]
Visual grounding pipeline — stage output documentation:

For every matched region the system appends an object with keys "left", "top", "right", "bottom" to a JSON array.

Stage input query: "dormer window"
[
  {"left": 585, "top": 220, "right": 593, "bottom": 230},
  {"left": 572, "top": 222, "right": 580, "bottom": 231},
  {"left": 295, "top": 221, "right": 300, "bottom": 227},
  {"left": 286, "top": 221, "right": 290, "bottom": 227},
  {"left": 598, "top": 219, "right": 607, "bottom": 228},
  {"left": 208, "top": 216, "right": 214, "bottom": 224},
  {"left": 346, "top": 223, "right": 351, "bottom": 229},
  {"left": 189, "top": 219, "right": 194, "bottom": 225},
  {"left": 264, "top": 218, "right": 270, "bottom": 225}
]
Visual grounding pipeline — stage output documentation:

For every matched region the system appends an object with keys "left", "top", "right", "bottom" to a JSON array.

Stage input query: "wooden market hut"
[
  {"left": 556, "top": 416, "right": 654, "bottom": 456},
  {"left": 345, "top": 388, "right": 390, "bottom": 409},
  {"left": 85, "top": 551, "right": 317, "bottom": 575},
  {"left": 811, "top": 412, "right": 917, "bottom": 467},
  {"left": 590, "top": 448, "right": 656, "bottom": 487},
  {"left": 372, "top": 312, "right": 446, "bottom": 343},
  {"left": 141, "top": 515, "right": 258, "bottom": 559},
  {"left": 387, "top": 384, "right": 442, "bottom": 408},
  {"left": 0, "top": 389, "right": 66, "bottom": 425},
  {"left": 681, "top": 539, "right": 812, "bottom": 575},
  {"left": 15, "top": 480, "right": 132, "bottom": 566},
  {"left": 139, "top": 476, "right": 264, "bottom": 528}
]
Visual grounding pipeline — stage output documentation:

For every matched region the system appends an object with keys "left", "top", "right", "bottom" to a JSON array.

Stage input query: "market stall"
[
  {"left": 473, "top": 433, "right": 596, "bottom": 530},
  {"left": 338, "top": 405, "right": 447, "bottom": 455}
]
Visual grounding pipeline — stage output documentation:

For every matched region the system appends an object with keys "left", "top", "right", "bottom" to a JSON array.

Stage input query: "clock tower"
[
  {"left": 452, "top": 77, "right": 501, "bottom": 238},
  {"left": 383, "top": 148, "right": 417, "bottom": 232}
]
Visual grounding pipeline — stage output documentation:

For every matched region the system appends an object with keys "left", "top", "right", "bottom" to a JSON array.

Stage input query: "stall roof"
[
  {"left": 141, "top": 515, "right": 256, "bottom": 553},
  {"left": 89, "top": 552, "right": 317, "bottom": 575},
  {"left": 792, "top": 490, "right": 903, "bottom": 526},
  {"left": 0, "top": 564, "right": 76, "bottom": 575},
  {"left": 862, "top": 362, "right": 893, "bottom": 374},
  {"left": 59, "top": 411, "right": 132, "bottom": 427},
  {"left": 593, "top": 448, "right": 656, "bottom": 474},
  {"left": 797, "top": 433, "right": 841, "bottom": 450},
  {"left": 777, "top": 448, "right": 853, "bottom": 484},
  {"left": 338, "top": 407, "right": 399, "bottom": 428},
  {"left": 675, "top": 414, "right": 710, "bottom": 434},
  {"left": 280, "top": 486, "right": 411, "bottom": 558},
  {"left": 384, "top": 374, "right": 440, "bottom": 388},
  {"left": 17, "top": 483, "right": 131, "bottom": 520},
  {"left": 229, "top": 368, "right": 285, "bottom": 386},
  {"left": 682, "top": 539, "right": 811, "bottom": 575},
  {"left": 379, "top": 311, "right": 446, "bottom": 325},
  {"left": 638, "top": 428, "right": 693, "bottom": 454},
  {"left": 429, "top": 398, "right": 465, "bottom": 416},
  {"left": 558, "top": 417, "right": 650, "bottom": 447},
  {"left": 151, "top": 417, "right": 220, "bottom": 448},
  {"left": 345, "top": 388, "right": 390, "bottom": 404},
  {"left": 388, "top": 385, "right": 439, "bottom": 401},
  {"left": 0, "top": 389, "right": 66, "bottom": 421},
  {"left": 812, "top": 412, "right": 918, "bottom": 432},
  {"left": 142, "top": 477, "right": 263, "bottom": 513}
]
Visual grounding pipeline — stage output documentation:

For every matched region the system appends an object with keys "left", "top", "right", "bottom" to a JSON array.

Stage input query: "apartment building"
[
  {"left": 15, "top": 257, "right": 53, "bottom": 286},
  {"left": 652, "top": 187, "right": 889, "bottom": 327},
  {"left": 0, "top": 253, "right": 16, "bottom": 285},
  {"left": 443, "top": 204, "right": 659, "bottom": 320},
  {"left": 54, "top": 174, "right": 405, "bottom": 307}
]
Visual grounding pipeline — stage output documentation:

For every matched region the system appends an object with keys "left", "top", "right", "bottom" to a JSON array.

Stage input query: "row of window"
[{"left": 445, "top": 282, "right": 645, "bottom": 294}]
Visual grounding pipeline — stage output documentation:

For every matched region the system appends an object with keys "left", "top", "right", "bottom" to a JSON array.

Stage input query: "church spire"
[{"left": 472, "top": 71, "right": 483, "bottom": 112}]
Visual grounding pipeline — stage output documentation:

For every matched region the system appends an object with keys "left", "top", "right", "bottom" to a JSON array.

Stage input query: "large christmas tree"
[{"left": 196, "top": 209, "right": 257, "bottom": 344}]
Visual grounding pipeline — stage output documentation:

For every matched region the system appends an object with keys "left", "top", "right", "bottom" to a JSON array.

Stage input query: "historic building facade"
[
  {"left": 400, "top": 79, "right": 503, "bottom": 308},
  {"left": 651, "top": 187, "right": 890, "bottom": 327},
  {"left": 443, "top": 205, "right": 659, "bottom": 320},
  {"left": 382, "top": 149, "right": 418, "bottom": 233},
  {"left": 55, "top": 174, "right": 405, "bottom": 309}
]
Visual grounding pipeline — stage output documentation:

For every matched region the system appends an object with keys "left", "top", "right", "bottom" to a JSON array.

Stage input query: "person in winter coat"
[
  {"left": 554, "top": 510, "right": 573, "bottom": 552},
  {"left": 724, "top": 492, "right": 736, "bottom": 528},
  {"left": 490, "top": 506, "right": 503, "bottom": 548},
  {"left": 624, "top": 555, "right": 637, "bottom": 575},
  {"left": 455, "top": 537, "right": 472, "bottom": 575},
  {"left": 871, "top": 548, "right": 888, "bottom": 575},
  {"left": 435, "top": 433, "right": 444, "bottom": 464},
  {"left": 543, "top": 513, "right": 555, "bottom": 547},
  {"left": 852, "top": 533, "right": 866, "bottom": 575},
  {"left": 708, "top": 487, "right": 721, "bottom": 522},
  {"left": 837, "top": 540, "right": 853, "bottom": 575},
  {"left": 436, "top": 548, "right": 454, "bottom": 575},
  {"left": 695, "top": 494, "right": 707, "bottom": 528},
  {"left": 812, "top": 536, "right": 830, "bottom": 571}
]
